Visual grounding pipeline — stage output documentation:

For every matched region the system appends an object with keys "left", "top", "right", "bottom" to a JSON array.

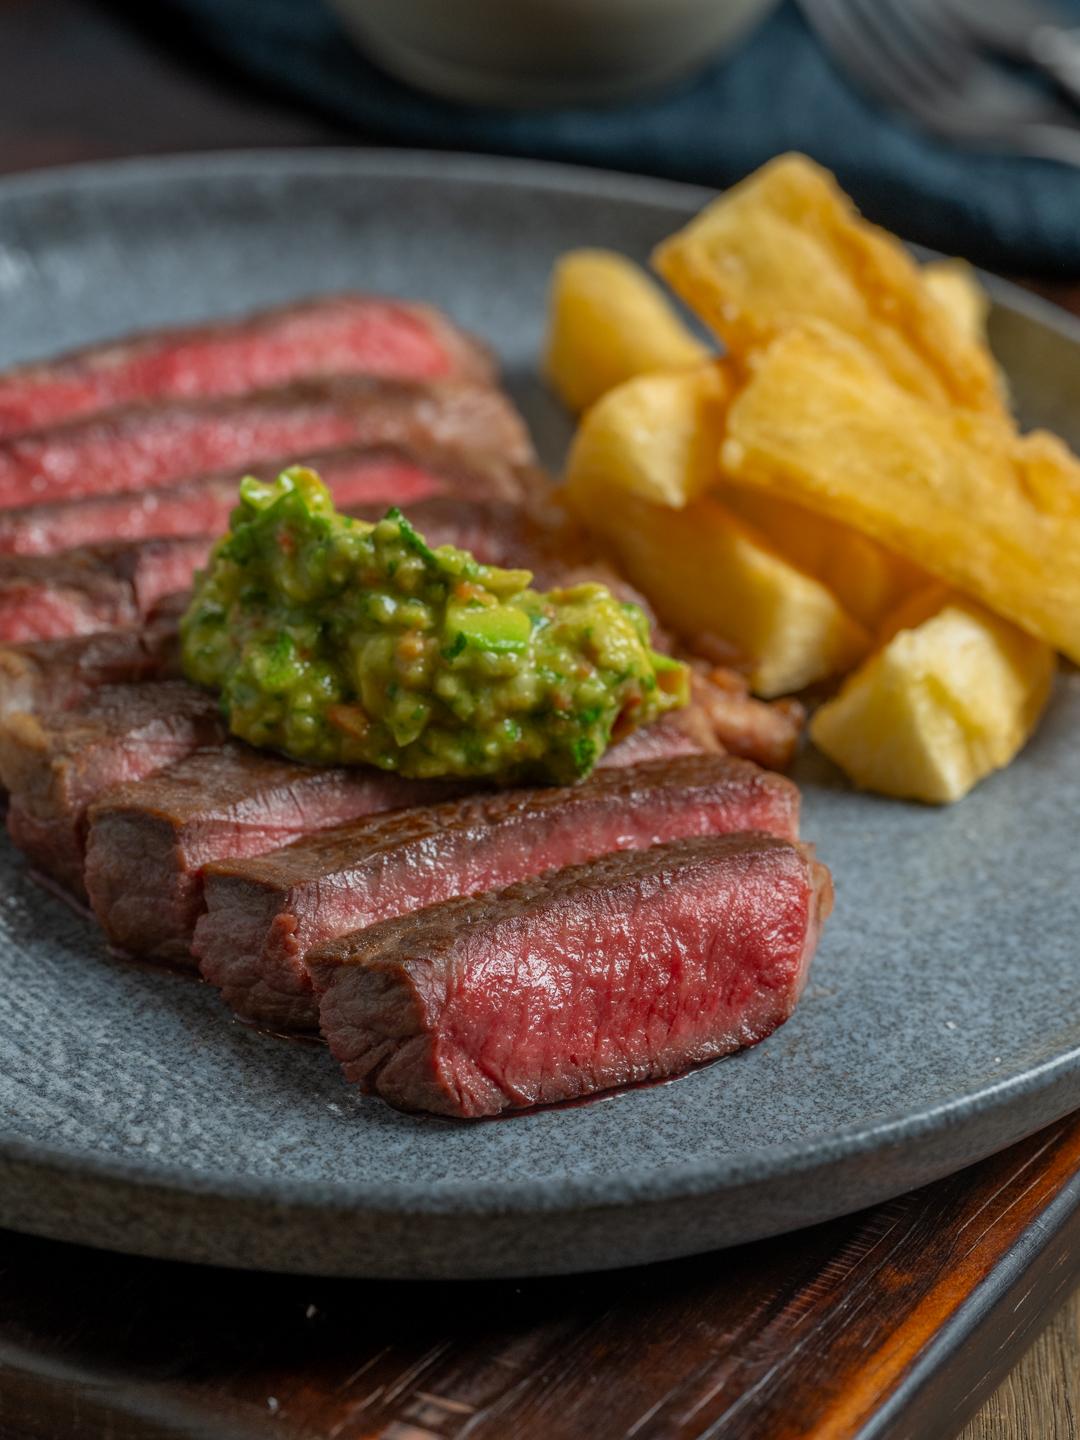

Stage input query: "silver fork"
[
  {"left": 797, "top": 0, "right": 1080, "bottom": 165},
  {"left": 944, "top": 0, "right": 1080, "bottom": 111}
]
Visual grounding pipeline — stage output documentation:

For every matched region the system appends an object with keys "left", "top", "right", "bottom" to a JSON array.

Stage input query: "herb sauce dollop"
[{"left": 181, "top": 468, "right": 687, "bottom": 784}]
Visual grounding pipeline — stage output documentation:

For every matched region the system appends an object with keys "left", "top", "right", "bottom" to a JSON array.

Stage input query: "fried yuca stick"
[
  {"left": 544, "top": 249, "right": 710, "bottom": 413},
  {"left": 653, "top": 153, "right": 1005, "bottom": 418},
  {"left": 923, "top": 259, "right": 990, "bottom": 343},
  {"left": 722, "top": 321, "right": 1080, "bottom": 663}
]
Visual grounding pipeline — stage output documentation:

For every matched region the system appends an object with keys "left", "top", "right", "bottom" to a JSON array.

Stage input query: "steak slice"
[
  {"left": 83, "top": 684, "right": 725, "bottom": 968},
  {"left": 0, "top": 377, "right": 533, "bottom": 510},
  {"left": 0, "top": 623, "right": 180, "bottom": 725},
  {"left": 597, "top": 675, "right": 802, "bottom": 775},
  {"left": 600, "top": 703, "right": 719, "bottom": 768},
  {"left": 688, "top": 670, "right": 804, "bottom": 772},
  {"left": 0, "top": 536, "right": 212, "bottom": 643},
  {"left": 0, "top": 499, "right": 611, "bottom": 646},
  {"left": 312, "top": 834, "right": 833, "bottom": 1118},
  {"left": 0, "top": 442, "right": 532, "bottom": 555},
  {"left": 193, "top": 754, "right": 800, "bottom": 1033},
  {"left": 0, "top": 294, "right": 494, "bottom": 439},
  {"left": 86, "top": 748, "right": 461, "bottom": 966},
  {"left": 0, "top": 682, "right": 222, "bottom": 899},
  {"left": 84, "top": 702, "right": 716, "bottom": 967}
]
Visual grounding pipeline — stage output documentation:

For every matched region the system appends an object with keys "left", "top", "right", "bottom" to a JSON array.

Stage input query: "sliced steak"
[
  {"left": 598, "top": 674, "right": 802, "bottom": 775},
  {"left": 194, "top": 754, "right": 799, "bottom": 1034},
  {"left": 313, "top": 833, "right": 832, "bottom": 1118},
  {"left": 0, "top": 295, "right": 494, "bottom": 439},
  {"left": 0, "top": 623, "right": 180, "bottom": 725},
  {"left": 0, "top": 682, "right": 222, "bottom": 899},
  {"left": 0, "top": 377, "right": 532, "bottom": 510},
  {"left": 84, "top": 701, "right": 715, "bottom": 967},
  {"left": 688, "top": 670, "right": 804, "bottom": 772},
  {"left": 0, "top": 536, "right": 211, "bottom": 643},
  {"left": 84, "top": 687, "right": 727, "bottom": 970},
  {"left": 0, "top": 442, "right": 531, "bottom": 555},
  {"left": 86, "top": 748, "right": 462, "bottom": 966},
  {"left": 598, "top": 704, "right": 719, "bottom": 767},
  {"left": 0, "top": 499, "right": 601, "bottom": 646}
]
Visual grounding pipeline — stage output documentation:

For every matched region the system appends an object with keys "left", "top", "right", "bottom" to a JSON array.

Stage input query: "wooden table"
[{"left": 0, "top": 2, "right": 1078, "bottom": 1435}]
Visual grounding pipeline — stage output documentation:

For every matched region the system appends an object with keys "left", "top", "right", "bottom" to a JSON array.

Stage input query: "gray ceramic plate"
[{"left": 0, "top": 150, "right": 1077, "bottom": 1281}]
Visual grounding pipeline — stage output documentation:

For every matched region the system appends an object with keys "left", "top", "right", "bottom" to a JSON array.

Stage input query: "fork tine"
[
  {"left": 801, "top": 0, "right": 1080, "bottom": 161},
  {"left": 865, "top": 0, "right": 1080, "bottom": 127},
  {"left": 845, "top": 0, "right": 964, "bottom": 99},
  {"left": 800, "top": 0, "right": 1080, "bottom": 137},
  {"left": 798, "top": 0, "right": 937, "bottom": 113},
  {"left": 869, "top": 0, "right": 974, "bottom": 86}
]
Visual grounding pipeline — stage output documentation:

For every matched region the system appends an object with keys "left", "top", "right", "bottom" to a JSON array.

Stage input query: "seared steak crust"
[{"left": 688, "top": 670, "right": 804, "bottom": 771}]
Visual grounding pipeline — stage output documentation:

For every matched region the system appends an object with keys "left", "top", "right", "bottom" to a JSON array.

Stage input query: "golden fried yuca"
[
  {"left": 720, "top": 485, "right": 926, "bottom": 630},
  {"left": 811, "top": 590, "right": 1054, "bottom": 804},
  {"left": 722, "top": 322, "right": 1080, "bottom": 663},
  {"left": 653, "top": 154, "right": 1005, "bottom": 416},
  {"left": 873, "top": 582, "right": 953, "bottom": 646},
  {"left": 922, "top": 258, "right": 990, "bottom": 343},
  {"left": 565, "top": 482, "right": 869, "bottom": 697},
  {"left": 565, "top": 364, "right": 732, "bottom": 509},
  {"left": 544, "top": 248, "right": 711, "bottom": 412},
  {"left": 562, "top": 310, "right": 926, "bottom": 626}
]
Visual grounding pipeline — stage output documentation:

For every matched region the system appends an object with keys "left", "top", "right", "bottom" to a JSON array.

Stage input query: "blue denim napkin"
[{"left": 154, "top": 0, "right": 1080, "bottom": 274}]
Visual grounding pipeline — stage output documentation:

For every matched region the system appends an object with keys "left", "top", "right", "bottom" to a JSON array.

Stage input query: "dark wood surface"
[
  {"left": 0, "top": 0, "right": 341, "bottom": 175},
  {"left": 0, "top": 1112, "right": 1076, "bottom": 1440},
  {"left": 2, "top": 3, "right": 1079, "bottom": 1436}
]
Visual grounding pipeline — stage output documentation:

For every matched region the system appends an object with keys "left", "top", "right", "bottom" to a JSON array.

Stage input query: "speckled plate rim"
[
  {"left": 0, "top": 148, "right": 1078, "bottom": 1251},
  {"left": 1, "top": 1036, "right": 1079, "bottom": 1216},
  {"left": 2, "top": 145, "right": 1077, "bottom": 345}
]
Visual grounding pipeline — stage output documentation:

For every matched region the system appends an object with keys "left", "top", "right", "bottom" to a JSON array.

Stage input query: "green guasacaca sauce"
[{"left": 180, "top": 467, "right": 688, "bottom": 784}]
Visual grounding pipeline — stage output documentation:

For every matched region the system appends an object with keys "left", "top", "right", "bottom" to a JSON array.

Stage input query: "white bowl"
[{"left": 327, "top": 0, "right": 778, "bottom": 106}]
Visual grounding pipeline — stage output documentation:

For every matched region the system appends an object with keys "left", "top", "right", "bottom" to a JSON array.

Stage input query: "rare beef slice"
[
  {"left": 85, "top": 695, "right": 732, "bottom": 968},
  {"left": 0, "top": 377, "right": 532, "bottom": 509},
  {"left": 85, "top": 747, "right": 461, "bottom": 966},
  {"left": 0, "top": 681, "right": 222, "bottom": 899},
  {"left": 0, "top": 498, "right": 585, "bottom": 647},
  {"left": 0, "top": 294, "right": 494, "bottom": 439},
  {"left": 193, "top": 754, "right": 800, "bottom": 1034},
  {"left": 312, "top": 833, "right": 832, "bottom": 1118},
  {"left": 0, "top": 537, "right": 212, "bottom": 644},
  {"left": 0, "top": 442, "right": 531, "bottom": 555},
  {"left": 0, "top": 623, "right": 180, "bottom": 726}
]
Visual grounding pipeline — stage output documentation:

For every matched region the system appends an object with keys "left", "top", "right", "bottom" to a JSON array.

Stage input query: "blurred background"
[{"left": 5, "top": 0, "right": 1080, "bottom": 278}]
